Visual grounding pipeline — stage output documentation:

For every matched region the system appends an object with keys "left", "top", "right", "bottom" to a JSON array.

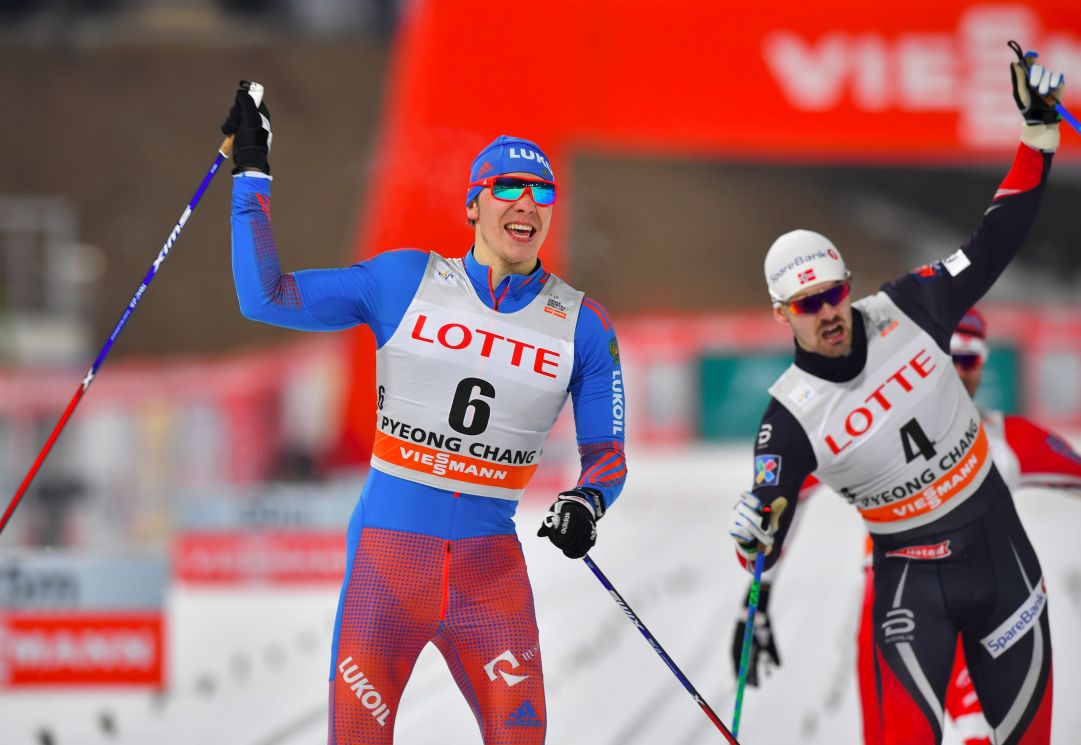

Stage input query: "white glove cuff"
[
  {"left": 1021, "top": 123, "right": 1060, "bottom": 153},
  {"left": 559, "top": 494, "right": 597, "bottom": 519}
]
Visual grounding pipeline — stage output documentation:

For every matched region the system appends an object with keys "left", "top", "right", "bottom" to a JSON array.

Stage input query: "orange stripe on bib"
[
  {"left": 861, "top": 425, "right": 990, "bottom": 525},
  {"left": 372, "top": 431, "right": 537, "bottom": 490}
]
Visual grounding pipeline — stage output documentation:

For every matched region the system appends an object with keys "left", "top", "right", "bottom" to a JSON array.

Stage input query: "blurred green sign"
[
  {"left": 974, "top": 345, "right": 1019, "bottom": 413},
  {"left": 699, "top": 351, "right": 792, "bottom": 440}
]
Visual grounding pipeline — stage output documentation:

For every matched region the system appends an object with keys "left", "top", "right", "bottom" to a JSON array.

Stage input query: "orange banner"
[
  {"left": 862, "top": 425, "right": 990, "bottom": 524},
  {"left": 372, "top": 431, "right": 537, "bottom": 490}
]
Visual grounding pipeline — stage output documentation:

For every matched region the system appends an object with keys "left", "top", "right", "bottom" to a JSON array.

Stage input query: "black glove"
[
  {"left": 222, "top": 80, "right": 272, "bottom": 174},
  {"left": 731, "top": 582, "right": 780, "bottom": 687},
  {"left": 537, "top": 488, "right": 605, "bottom": 559},
  {"left": 1009, "top": 41, "right": 1064, "bottom": 125}
]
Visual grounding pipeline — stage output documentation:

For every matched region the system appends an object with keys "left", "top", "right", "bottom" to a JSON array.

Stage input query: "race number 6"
[{"left": 449, "top": 377, "right": 496, "bottom": 435}]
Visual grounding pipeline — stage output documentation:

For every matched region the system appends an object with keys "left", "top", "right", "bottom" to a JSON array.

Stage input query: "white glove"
[
  {"left": 728, "top": 493, "right": 788, "bottom": 557},
  {"left": 1008, "top": 42, "right": 1065, "bottom": 152}
]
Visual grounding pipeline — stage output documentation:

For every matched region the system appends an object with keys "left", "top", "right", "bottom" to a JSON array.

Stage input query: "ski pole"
[
  {"left": 583, "top": 555, "right": 741, "bottom": 744},
  {"left": 0, "top": 85, "right": 262, "bottom": 538},
  {"left": 731, "top": 550, "right": 765, "bottom": 738},
  {"left": 1055, "top": 102, "right": 1080, "bottom": 136}
]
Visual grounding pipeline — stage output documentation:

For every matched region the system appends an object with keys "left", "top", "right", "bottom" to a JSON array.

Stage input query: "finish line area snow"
[{"left": 1, "top": 443, "right": 1079, "bottom": 744}]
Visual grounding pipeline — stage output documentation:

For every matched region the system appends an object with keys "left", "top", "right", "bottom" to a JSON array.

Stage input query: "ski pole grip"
[
  {"left": 1007, "top": 40, "right": 1062, "bottom": 107},
  {"left": 220, "top": 81, "right": 265, "bottom": 159}
]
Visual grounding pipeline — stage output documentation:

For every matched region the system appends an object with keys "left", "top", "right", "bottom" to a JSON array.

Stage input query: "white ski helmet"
[{"left": 764, "top": 230, "right": 850, "bottom": 304}]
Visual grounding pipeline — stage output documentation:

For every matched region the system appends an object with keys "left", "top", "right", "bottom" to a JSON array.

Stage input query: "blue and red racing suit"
[{"left": 231, "top": 173, "right": 627, "bottom": 744}]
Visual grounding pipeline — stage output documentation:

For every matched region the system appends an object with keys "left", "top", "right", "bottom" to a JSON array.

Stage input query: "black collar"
[{"left": 792, "top": 307, "right": 867, "bottom": 383}]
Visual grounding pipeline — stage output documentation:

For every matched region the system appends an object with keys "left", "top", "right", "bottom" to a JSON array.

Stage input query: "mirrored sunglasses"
[
  {"left": 469, "top": 176, "right": 557, "bottom": 206},
  {"left": 785, "top": 282, "right": 850, "bottom": 316}
]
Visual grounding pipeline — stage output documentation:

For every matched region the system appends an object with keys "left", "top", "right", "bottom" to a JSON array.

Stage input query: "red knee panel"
[
  {"left": 1017, "top": 667, "right": 1053, "bottom": 745},
  {"left": 859, "top": 567, "right": 885, "bottom": 745},
  {"left": 945, "top": 639, "right": 982, "bottom": 719},
  {"left": 877, "top": 645, "right": 937, "bottom": 745}
]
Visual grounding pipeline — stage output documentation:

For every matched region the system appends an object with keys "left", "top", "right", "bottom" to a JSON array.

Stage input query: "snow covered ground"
[{"left": 2, "top": 443, "right": 1079, "bottom": 744}]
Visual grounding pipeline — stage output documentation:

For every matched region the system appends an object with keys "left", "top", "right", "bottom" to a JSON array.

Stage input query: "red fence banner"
[
  {"left": 0, "top": 613, "right": 164, "bottom": 687},
  {"left": 173, "top": 531, "right": 347, "bottom": 586},
  {"left": 0, "top": 552, "right": 167, "bottom": 688}
]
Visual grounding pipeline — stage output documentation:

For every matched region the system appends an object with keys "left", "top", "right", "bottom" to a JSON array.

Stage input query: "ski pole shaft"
[
  {"left": 732, "top": 550, "right": 765, "bottom": 737},
  {"left": 0, "top": 133, "right": 238, "bottom": 538},
  {"left": 583, "top": 555, "right": 741, "bottom": 744},
  {"left": 1056, "top": 102, "right": 1081, "bottom": 136}
]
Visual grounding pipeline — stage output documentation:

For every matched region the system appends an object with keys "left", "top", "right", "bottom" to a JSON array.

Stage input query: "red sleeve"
[
  {"left": 1003, "top": 415, "right": 1081, "bottom": 491},
  {"left": 799, "top": 474, "right": 821, "bottom": 499}
]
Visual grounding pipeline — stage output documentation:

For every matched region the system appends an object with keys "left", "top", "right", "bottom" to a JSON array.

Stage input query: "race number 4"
[{"left": 900, "top": 418, "right": 936, "bottom": 463}]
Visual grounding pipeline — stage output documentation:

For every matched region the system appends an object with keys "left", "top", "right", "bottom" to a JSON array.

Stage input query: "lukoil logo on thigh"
[{"left": 337, "top": 656, "right": 391, "bottom": 726}]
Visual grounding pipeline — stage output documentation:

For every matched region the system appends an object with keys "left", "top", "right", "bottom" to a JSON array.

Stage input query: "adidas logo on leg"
[{"left": 504, "top": 700, "right": 543, "bottom": 728}]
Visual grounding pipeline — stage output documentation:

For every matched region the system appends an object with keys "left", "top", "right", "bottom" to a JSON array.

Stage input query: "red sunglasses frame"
[
  {"left": 468, "top": 175, "right": 557, "bottom": 205},
  {"left": 785, "top": 281, "right": 851, "bottom": 316}
]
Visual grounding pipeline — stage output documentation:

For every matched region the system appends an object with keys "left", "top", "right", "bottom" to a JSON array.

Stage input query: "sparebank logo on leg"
[
  {"left": 337, "top": 656, "right": 391, "bottom": 726},
  {"left": 981, "top": 579, "right": 1047, "bottom": 659},
  {"left": 484, "top": 650, "right": 530, "bottom": 687}
]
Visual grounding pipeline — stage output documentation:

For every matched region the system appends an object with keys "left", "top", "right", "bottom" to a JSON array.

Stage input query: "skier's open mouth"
[
  {"left": 505, "top": 223, "right": 537, "bottom": 242},
  {"left": 821, "top": 322, "right": 845, "bottom": 343}
]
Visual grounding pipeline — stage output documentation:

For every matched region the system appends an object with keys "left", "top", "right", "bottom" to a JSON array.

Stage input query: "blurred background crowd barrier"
[{"left": 0, "top": 0, "right": 1078, "bottom": 703}]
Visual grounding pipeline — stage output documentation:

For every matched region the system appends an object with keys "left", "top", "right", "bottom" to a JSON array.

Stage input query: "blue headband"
[{"left": 466, "top": 135, "right": 555, "bottom": 206}]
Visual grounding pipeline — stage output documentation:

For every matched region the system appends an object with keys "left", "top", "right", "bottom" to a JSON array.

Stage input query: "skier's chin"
[{"left": 497, "top": 239, "right": 541, "bottom": 267}]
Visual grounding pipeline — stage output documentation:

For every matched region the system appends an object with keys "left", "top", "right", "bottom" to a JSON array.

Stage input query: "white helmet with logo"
[{"left": 764, "top": 230, "right": 850, "bottom": 304}]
